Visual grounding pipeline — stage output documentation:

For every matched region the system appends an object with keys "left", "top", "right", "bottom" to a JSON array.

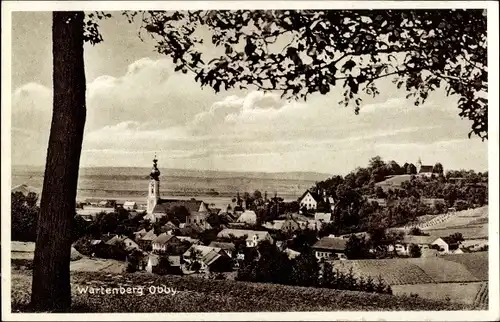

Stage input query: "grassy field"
[{"left": 11, "top": 270, "right": 471, "bottom": 312}]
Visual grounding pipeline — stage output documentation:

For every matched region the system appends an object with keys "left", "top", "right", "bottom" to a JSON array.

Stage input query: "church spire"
[{"left": 150, "top": 153, "right": 161, "bottom": 181}]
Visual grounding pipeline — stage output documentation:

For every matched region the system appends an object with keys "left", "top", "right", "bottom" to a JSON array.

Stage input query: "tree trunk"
[{"left": 30, "top": 11, "right": 86, "bottom": 312}]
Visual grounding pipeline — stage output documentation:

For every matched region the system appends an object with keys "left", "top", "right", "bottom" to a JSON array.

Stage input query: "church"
[
  {"left": 416, "top": 158, "right": 435, "bottom": 178},
  {"left": 143, "top": 156, "right": 210, "bottom": 228}
]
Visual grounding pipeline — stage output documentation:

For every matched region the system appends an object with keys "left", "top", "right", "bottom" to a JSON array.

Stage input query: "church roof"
[{"left": 152, "top": 199, "right": 207, "bottom": 214}]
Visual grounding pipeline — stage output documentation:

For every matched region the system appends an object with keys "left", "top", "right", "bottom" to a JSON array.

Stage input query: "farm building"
[{"left": 312, "top": 236, "right": 347, "bottom": 260}]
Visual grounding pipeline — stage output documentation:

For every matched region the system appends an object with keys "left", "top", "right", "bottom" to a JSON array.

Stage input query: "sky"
[{"left": 10, "top": 11, "right": 488, "bottom": 175}]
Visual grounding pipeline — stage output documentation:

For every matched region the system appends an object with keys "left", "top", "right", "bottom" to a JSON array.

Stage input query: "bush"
[
  {"left": 408, "top": 244, "right": 422, "bottom": 258},
  {"left": 11, "top": 192, "right": 39, "bottom": 242},
  {"left": 409, "top": 227, "right": 428, "bottom": 236}
]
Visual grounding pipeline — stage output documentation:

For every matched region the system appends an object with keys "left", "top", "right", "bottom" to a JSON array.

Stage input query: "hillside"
[
  {"left": 331, "top": 252, "right": 489, "bottom": 306},
  {"left": 374, "top": 174, "right": 413, "bottom": 190},
  {"left": 408, "top": 206, "right": 489, "bottom": 240},
  {"left": 11, "top": 270, "right": 470, "bottom": 312}
]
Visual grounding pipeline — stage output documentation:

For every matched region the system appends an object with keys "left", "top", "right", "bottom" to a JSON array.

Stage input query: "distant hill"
[
  {"left": 11, "top": 165, "right": 330, "bottom": 202},
  {"left": 12, "top": 165, "right": 331, "bottom": 182}
]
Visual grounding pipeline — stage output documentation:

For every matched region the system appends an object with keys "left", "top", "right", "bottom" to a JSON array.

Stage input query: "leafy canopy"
[
  {"left": 122, "top": 9, "right": 487, "bottom": 140},
  {"left": 84, "top": 10, "right": 487, "bottom": 139}
]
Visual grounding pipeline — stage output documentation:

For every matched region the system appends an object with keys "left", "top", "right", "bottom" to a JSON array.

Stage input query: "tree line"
[
  {"left": 313, "top": 156, "right": 487, "bottom": 237},
  {"left": 236, "top": 240, "right": 392, "bottom": 295}
]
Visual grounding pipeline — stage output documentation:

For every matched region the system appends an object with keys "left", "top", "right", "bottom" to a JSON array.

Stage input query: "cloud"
[{"left": 11, "top": 58, "right": 487, "bottom": 173}]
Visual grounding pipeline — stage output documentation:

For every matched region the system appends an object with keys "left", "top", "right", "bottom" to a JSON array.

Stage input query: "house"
[
  {"left": 280, "top": 219, "right": 302, "bottom": 234},
  {"left": 105, "top": 235, "right": 140, "bottom": 251},
  {"left": 314, "top": 212, "right": 332, "bottom": 223},
  {"left": 182, "top": 245, "right": 232, "bottom": 272},
  {"left": 186, "top": 211, "right": 211, "bottom": 230},
  {"left": 236, "top": 210, "right": 258, "bottom": 225},
  {"left": 416, "top": 158, "right": 435, "bottom": 177},
  {"left": 208, "top": 241, "right": 236, "bottom": 257},
  {"left": 217, "top": 229, "right": 274, "bottom": 248},
  {"left": 151, "top": 233, "right": 183, "bottom": 254},
  {"left": 299, "top": 190, "right": 322, "bottom": 211},
  {"left": 137, "top": 229, "right": 157, "bottom": 250},
  {"left": 123, "top": 201, "right": 137, "bottom": 210},
  {"left": 312, "top": 236, "right": 347, "bottom": 260}
]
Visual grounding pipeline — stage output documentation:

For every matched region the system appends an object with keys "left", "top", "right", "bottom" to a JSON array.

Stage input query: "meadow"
[{"left": 11, "top": 270, "right": 471, "bottom": 312}]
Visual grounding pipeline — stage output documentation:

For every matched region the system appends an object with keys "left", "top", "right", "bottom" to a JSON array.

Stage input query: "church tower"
[
  {"left": 416, "top": 157, "right": 422, "bottom": 174},
  {"left": 147, "top": 155, "right": 161, "bottom": 214}
]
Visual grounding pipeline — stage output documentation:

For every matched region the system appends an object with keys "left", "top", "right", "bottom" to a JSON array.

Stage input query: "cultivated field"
[
  {"left": 392, "top": 282, "right": 487, "bottom": 308},
  {"left": 332, "top": 252, "right": 488, "bottom": 285},
  {"left": 400, "top": 206, "right": 489, "bottom": 240},
  {"left": 331, "top": 252, "right": 489, "bottom": 305},
  {"left": 421, "top": 206, "right": 488, "bottom": 230},
  {"left": 11, "top": 270, "right": 471, "bottom": 312}
]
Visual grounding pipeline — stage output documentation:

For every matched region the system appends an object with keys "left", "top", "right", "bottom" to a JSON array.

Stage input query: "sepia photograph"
[{"left": 1, "top": 1, "right": 499, "bottom": 321}]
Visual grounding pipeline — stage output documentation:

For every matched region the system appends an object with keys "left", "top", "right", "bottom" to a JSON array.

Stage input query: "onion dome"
[{"left": 150, "top": 155, "right": 161, "bottom": 180}]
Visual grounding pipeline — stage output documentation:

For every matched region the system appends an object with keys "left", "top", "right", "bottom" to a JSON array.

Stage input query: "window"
[{"left": 194, "top": 219, "right": 197, "bottom": 224}]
